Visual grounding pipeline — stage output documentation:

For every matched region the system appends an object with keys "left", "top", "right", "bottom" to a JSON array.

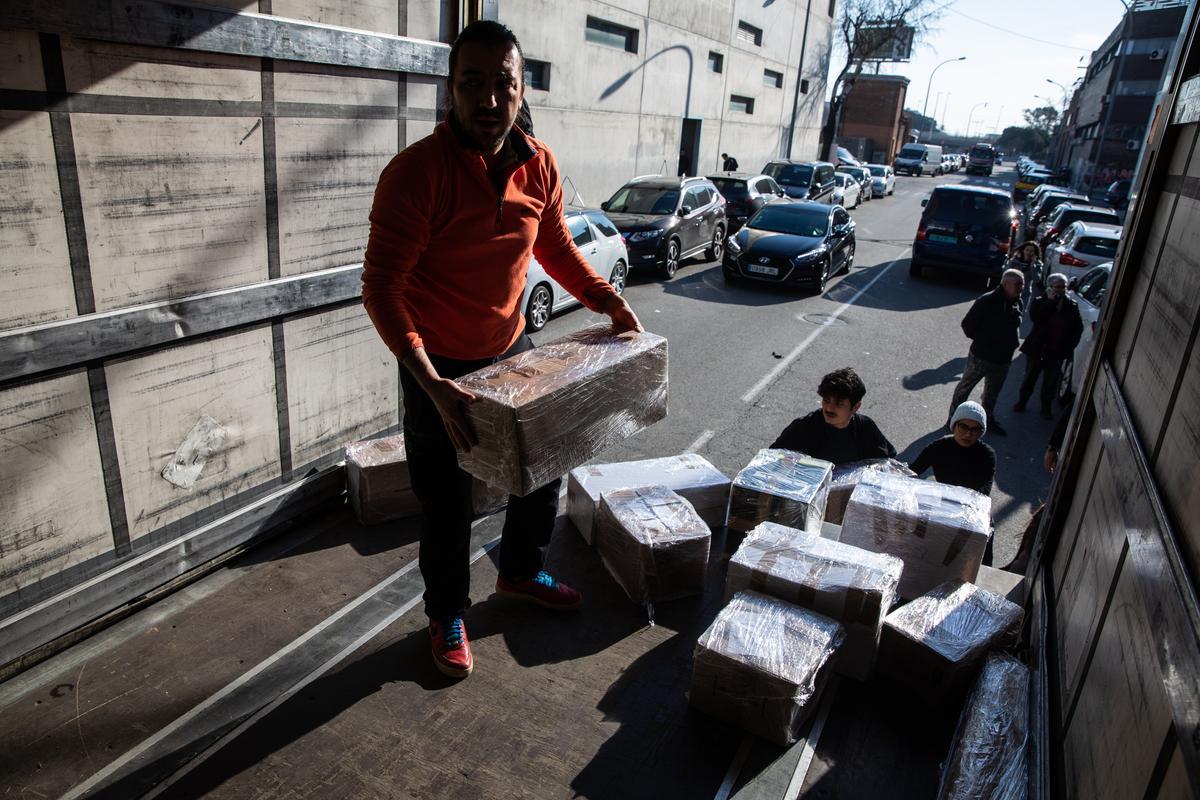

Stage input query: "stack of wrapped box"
[
  {"left": 690, "top": 590, "right": 844, "bottom": 746},
  {"left": 725, "top": 522, "right": 903, "bottom": 681},
  {"left": 824, "top": 458, "right": 915, "bottom": 525},
  {"left": 937, "top": 654, "right": 1030, "bottom": 800},
  {"left": 727, "top": 449, "right": 833, "bottom": 534},
  {"left": 567, "top": 453, "right": 730, "bottom": 544},
  {"left": 455, "top": 325, "right": 669, "bottom": 496},
  {"left": 880, "top": 580, "right": 1023, "bottom": 701},
  {"left": 593, "top": 486, "right": 710, "bottom": 605},
  {"left": 839, "top": 473, "right": 992, "bottom": 599}
]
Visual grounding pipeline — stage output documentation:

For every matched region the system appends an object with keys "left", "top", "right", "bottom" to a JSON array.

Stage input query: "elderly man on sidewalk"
[
  {"left": 1014, "top": 272, "right": 1084, "bottom": 420},
  {"left": 948, "top": 269, "right": 1026, "bottom": 436}
]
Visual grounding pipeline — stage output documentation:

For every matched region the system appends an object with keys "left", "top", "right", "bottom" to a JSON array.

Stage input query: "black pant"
[
  {"left": 399, "top": 334, "right": 562, "bottom": 620},
  {"left": 1017, "top": 353, "right": 1062, "bottom": 411}
]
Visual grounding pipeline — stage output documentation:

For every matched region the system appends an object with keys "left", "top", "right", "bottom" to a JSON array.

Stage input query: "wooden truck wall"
[{"left": 0, "top": 0, "right": 451, "bottom": 674}]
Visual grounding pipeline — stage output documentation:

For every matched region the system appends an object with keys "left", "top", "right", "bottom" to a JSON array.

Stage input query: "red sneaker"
[
  {"left": 429, "top": 616, "right": 473, "bottom": 678},
  {"left": 495, "top": 570, "right": 582, "bottom": 611}
]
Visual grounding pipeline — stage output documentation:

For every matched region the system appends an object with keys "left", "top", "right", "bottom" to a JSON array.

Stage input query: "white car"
[
  {"left": 523, "top": 208, "right": 629, "bottom": 331},
  {"left": 867, "top": 163, "right": 895, "bottom": 197},
  {"left": 1059, "top": 262, "right": 1112, "bottom": 402},
  {"left": 1043, "top": 220, "right": 1122, "bottom": 282},
  {"left": 837, "top": 166, "right": 874, "bottom": 201},
  {"left": 833, "top": 172, "right": 862, "bottom": 209}
]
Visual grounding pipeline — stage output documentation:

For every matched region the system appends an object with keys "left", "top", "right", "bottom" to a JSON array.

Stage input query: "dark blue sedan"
[{"left": 722, "top": 202, "right": 856, "bottom": 292}]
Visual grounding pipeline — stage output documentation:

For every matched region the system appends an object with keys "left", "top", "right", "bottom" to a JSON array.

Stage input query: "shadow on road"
[
  {"left": 654, "top": 262, "right": 816, "bottom": 307},
  {"left": 902, "top": 356, "right": 966, "bottom": 391},
  {"left": 821, "top": 258, "right": 981, "bottom": 313}
]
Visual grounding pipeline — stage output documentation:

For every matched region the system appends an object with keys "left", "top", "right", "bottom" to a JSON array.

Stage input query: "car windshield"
[
  {"left": 746, "top": 205, "right": 828, "bottom": 237},
  {"left": 1077, "top": 236, "right": 1119, "bottom": 258},
  {"left": 898, "top": 146, "right": 924, "bottom": 159},
  {"left": 869, "top": 166, "right": 886, "bottom": 176},
  {"left": 925, "top": 191, "right": 1011, "bottom": 224},
  {"left": 763, "top": 163, "right": 813, "bottom": 186},
  {"left": 1061, "top": 210, "right": 1120, "bottom": 227},
  {"left": 710, "top": 178, "right": 750, "bottom": 199},
  {"left": 969, "top": 146, "right": 993, "bottom": 158},
  {"left": 605, "top": 186, "right": 679, "bottom": 215}
]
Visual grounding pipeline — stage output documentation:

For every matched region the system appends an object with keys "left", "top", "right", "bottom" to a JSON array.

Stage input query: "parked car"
[
  {"left": 1036, "top": 203, "right": 1122, "bottom": 249},
  {"left": 600, "top": 175, "right": 727, "bottom": 279},
  {"left": 1024, "top": 190, "right": 1088, "bottom": 239},
  {"left": 1023, "top": 183, "right": 1071, "bottom": 216},
  {"left": 835, "top": 146, "right": 861, "bottom": 167},
  {"left": 995, "top": 150, "right": 1003, "bottom": 164},
  {"left": 966, "top": 143, "right": 996, "bottom": 176},
  {"left": 833, "top": 172, "right": 862, "bottom": 209},
  {"left": 894, "top": 143, "right": 943, "bottom": 176},
  {"left": 1042, "top": 220, "right": 1122, "bottom": 281},
  {"left": 761, "top": 160, "right": 837, "bottom": 203},
  {"left": 1104, "top": 179, "right": 1132, "bottom": 210},
  {"left": 910, "top": 185, "right": 1018, "bottom": 282},
  {"left": 723, "top": 201, "right": 856, "bottom": 292},
  {"left": 523, "top": 208, "right": 629, "bottom": 331},
  {"left": 837, "top": 166, "right": 874, "bottom": 201},
  {"left": 708, "top": 173, "right": 787, "bottom": 233},
  {"left": 867, "top": 163, "right": 895, "bottom": 197},
  {"left": 1013, "top": 168, "right": 1053, "bottom": 200},
  {"left": 1059, "top": 262, "right": 1113, "bottom": 402}
]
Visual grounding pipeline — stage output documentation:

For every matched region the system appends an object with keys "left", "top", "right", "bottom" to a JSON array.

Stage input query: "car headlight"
[
  {"left": 726, "top": 235, "right": 742, "bottom": 254},
  {"left": 627, "top": 230, "right": 661, "bottom": 242},
  {"left": 793, "top": 245, "right": 829, "bottom": 265}
]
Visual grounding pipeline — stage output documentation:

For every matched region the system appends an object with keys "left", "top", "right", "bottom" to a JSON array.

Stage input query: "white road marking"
[
  {"left": 740, "top": 253, "right": 909, "bottom": 405},
  {"left": 784, "top": 676, "right": 839, "bottom": 800},
  {"left": 713, "top": 733, "right": 754, "bottom": 800},
  {"left": 685, "top": 429, "right": 715, "bottom": 453}
]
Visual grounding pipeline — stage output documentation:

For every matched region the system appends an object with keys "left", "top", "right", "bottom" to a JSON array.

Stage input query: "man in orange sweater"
[{"left": 363, "top": 20, "right": 641, "bottom": 679}]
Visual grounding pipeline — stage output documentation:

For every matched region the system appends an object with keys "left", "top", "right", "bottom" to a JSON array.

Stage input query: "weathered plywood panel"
[
  {"left": 1062, "top": 561, "right": 1173, "bottom": 800},
  {"left": 106, "top": 327, "right": 281, "bottom": 541},
  {"left": 60, "top": 36, "right": 260, "bottom": 101},
  {"left": 0, "top": 29, "right": 44, "bottom": 91},
  {"left": 72, "top": 114, "right": 269, "bottom": 311},
  {"left": 271, "top": 0, "right": 399, "bottom": 35},
  {"left": 1052, "top": 421, "right": 1105, "bottom": 590},
  {"left": 1157, "top": 742, "right": 1192, "bottom": 799},
  {"left": 1156, "top": 337, "right": 1200, "bottom": 585},
  {"left": 283, "top": 305, "right": 398, "bottom": 469},
  {"left": 274, "top": 61, "right": 399, "bottom": 107},
  {"left": 0, "top": 110, "right": 76, "bottom": 332},
  {"left": 275, "top": 117, "right": 394, "bottom": 275},
  {"left": 0, "top": 372, "right": 113, "bottom": 598},
  {"left": 1114, "top": 190, "right": 1174, "bottom": 379}
]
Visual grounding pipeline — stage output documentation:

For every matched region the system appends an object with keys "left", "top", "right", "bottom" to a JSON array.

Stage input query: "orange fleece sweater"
[{"left": 362, "top": 122, "right": 619, "bottom": 361}]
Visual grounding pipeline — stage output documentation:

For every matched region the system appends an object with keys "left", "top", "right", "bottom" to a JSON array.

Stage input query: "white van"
[{"left": 894, "top": 143, "right": 943, "bottom": 177}]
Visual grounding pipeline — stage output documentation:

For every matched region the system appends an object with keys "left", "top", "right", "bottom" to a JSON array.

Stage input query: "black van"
[
  {"left": 760, "top": 160, "right": 836, "bottom": 204},
  {"left": 911, "top": 185, "right": 1018, "bottom": 282}
]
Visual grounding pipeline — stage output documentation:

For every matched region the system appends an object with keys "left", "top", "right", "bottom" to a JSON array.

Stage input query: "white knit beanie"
[{"left": 950, "top": 400, "right": 987, "bottom": 435}]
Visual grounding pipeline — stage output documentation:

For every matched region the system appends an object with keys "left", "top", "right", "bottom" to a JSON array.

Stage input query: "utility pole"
[{"left": 786, "top": 0, "right": 815, "bottom": 158}]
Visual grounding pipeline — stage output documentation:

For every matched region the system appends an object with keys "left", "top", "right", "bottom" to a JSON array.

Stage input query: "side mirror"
[
  {"left": 830, "top": 224, "right": 847, "bottom": 238},
  {"left": 778, "top": 190, "right": 786, "bottom": 197},
  {"left": 920, "top": 198, "right": 928, "bottom": 207},
  {"left": 679, "top": 206, "right": 693, "bottom": 216},
  {"left": 600, "top": 201, "right": 610, "bottom": 211},
  {"left": 1068, "top": 278, "right": 1078, "bottom": 291}
]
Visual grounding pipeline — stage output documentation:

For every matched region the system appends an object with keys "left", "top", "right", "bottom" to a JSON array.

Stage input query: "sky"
[{"left": 839, "top": 0, "right": 1128, "bottom": 136}]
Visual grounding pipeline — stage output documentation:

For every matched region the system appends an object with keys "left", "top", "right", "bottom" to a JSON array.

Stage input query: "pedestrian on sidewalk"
[
  {"left": 909, "top": 401, "right": 996, "bottom": 496},
  {"left": 363, "top": 20, "right": 642, "bottom": 679},
  {"left": 948, "top": 269, "right": 1025, "bottom": 436},
  {"left": 771, "top": 367, "right": 896, "bottom": 465},
  {"left": 721, "top": 152, "right": 739, "bottom": 171},
  {"left": 1013, "top": 273, "right": 1083, "bottom": 420},
  {"left": 1006, "top": 241, "right": 1043, "bottom": 299}
]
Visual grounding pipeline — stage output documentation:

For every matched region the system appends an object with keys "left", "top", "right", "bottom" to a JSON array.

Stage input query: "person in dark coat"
[
  {"left": 910, "top": 400, "right": 996, "bottom": 496},
  {"left": 771, "top": 367, "right": 896, "bottom": 466},
  {"left": 948, "top": 269, "right": 1025, "bottom": 436},
  {"left": 721, "top": 152, "right": 739, "bottom": 171},
  {"left": 1014, "top": 272, "right": 1084, "bottom": 419}
]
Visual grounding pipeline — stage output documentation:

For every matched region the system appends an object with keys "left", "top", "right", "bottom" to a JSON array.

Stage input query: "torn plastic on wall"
[{"left": 727, "top": 448, "right": 833, "bottom": 534}]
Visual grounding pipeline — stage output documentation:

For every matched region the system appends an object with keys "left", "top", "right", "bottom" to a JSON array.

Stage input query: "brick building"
[{"left": 837, "top": 74, "right": 910, "bottom": 163}]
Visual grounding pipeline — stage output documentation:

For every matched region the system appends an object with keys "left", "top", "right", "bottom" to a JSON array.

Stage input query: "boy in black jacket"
[{"left": 771, "top": 367, "right": 896, "bottom": 466}]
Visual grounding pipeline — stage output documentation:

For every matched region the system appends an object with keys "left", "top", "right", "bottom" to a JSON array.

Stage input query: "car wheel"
[
  {"left": 1057, "top": 357, "right": 1075, "bottom": 405},
  {"left": 705, "top": 226, "right": 725, "bottom": 261},
  {"left": 843, "top": 241, "right": 855, "bottom": 273},
  {"left": 660, "top": 239, "right": 680, "bottom": 279},
  {"left": 525, "top": 284, "right": 552, "bottom": 332},
  {"left": 816, "top": 259, "right": 829, "bottom": 294},
  {"left": 608, "top": 260, "right": 628, "bottom": 295},
  {"left": 909, "top": 258, "right": 923, "bottom": 278}
]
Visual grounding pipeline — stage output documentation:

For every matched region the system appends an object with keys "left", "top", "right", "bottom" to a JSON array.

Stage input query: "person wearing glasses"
[{"left": 908, "top": 401, "right": 996, "bottom": 496}]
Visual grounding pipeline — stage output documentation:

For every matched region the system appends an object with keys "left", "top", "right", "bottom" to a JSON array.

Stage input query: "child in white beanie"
[{"left": 909, "top": 401, "right": 996, "bottom": 496}]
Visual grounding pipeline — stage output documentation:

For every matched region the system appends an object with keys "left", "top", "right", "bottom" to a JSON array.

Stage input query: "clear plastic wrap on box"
[
  {"left": 455, "top": 325, "right": 668, "bottom": 497},
  {"left": 594, "top": 486, "right": 710, "bottom": 605},
  {"left": 727, "top": 449, "right": 833, "bottom": 534},
  {"left": 567, "top": 453, "right": 731, "bottom": 543},
  {"left": 938, "top": 654, "right": 1030, "bottom": 800},
  {"left": 691, "top": 590, "right": 844, "bottom": 746},
  {"left": 880, "top": 580, "right": 1023, "bottom": 700},
  {"left": 839, "top": 473, "right": 992, "bottom": 599},
  {"left": 726, "top": 522, "right": 903, "bottom": 681},
  {"left": 825, "top": 458, "right": 916, "bottom": 525}
]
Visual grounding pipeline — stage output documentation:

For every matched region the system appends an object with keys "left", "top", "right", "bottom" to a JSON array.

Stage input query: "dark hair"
[
  {"left": 516, "top": 98, "right": 534, "bottom": 136},
  {"left": 448, "top": 20, "right": 525, "bottom": 84},
  {"left": 1019, "top": 240, "right": 1042, "bottom": 260},
  {"left": 818, "top": 367, "right": 866, "bottom": 405}
]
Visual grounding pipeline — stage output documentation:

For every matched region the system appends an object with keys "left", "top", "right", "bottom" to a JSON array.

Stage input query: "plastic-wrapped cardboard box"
[
  {"left": 567, "top": 454, "right": 730, "bottom": 543},
  {"left": 825, "top": 458, "right": 915, "bottom": 525},
  {"left": 455, "top": 325, "right": 668, "bottom": 496},
  {"left": 879, "top": 580, "right": 1023, "bottom": 702},
  {"left": 727, "top": 449, "right": 833, "bottom": 534},
  {"left": 839, "top": 473, "right": 992, "bottom": 599},
  {"left": 690, "top": 590, "right": 844, "bottom": 746},
  {"left": 593, "top": 486, "right": 710, "bottom": 604},
  {"left": 937, "top": 654, "right": 1030, "bottom": 800},
  {"left": 725, "top": 522, "right": 903, "bottom": 681}
]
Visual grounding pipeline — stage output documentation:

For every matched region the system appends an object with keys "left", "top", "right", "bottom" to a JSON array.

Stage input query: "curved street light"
[
  {"left": 965, "top": 101, "right": 988, "bottom": 139},
  {"left": 922, "top": 56, "right": 966, "bottom": 140}
]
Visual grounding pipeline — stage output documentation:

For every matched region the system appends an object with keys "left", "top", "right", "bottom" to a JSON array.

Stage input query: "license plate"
[
  {"left": 929, "top": 233, "right": 957, "bottom": 244},
  {"left": 746, "top": 263, "right": 779, "bottom": 276}
]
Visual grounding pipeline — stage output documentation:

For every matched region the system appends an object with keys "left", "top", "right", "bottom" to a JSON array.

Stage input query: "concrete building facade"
[{"left": 838, "top": 74, "right": 909, "bottom": 164}]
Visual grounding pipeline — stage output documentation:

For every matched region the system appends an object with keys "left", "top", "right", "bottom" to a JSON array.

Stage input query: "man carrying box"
[
  {"left": 771, "top": 367, "right": 896, "bottom": 466},
  {"left": 363, "top": 20, "right": 642, "bottom": 678}
]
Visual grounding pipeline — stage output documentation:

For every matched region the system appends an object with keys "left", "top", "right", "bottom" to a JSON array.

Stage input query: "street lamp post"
[
  {"left": 966, "top": 101, "right": 988, "bottom": 140},
  {"left": 922, "top": 56, "right": 966, "bottom": 140}
]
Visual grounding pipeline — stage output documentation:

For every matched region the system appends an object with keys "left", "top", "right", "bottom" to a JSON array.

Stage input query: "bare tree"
[{"left": 821, "top": 0, "right": 944, "bottom": 162}]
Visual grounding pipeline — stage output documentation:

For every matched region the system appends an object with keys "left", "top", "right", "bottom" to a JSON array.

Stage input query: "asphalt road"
[{"left": 537, "top": 161, "right": 1054, "bottom": 567}]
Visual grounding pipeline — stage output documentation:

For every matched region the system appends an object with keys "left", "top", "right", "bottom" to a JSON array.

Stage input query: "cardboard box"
[
  {"left": 690, "top": 590, "right": 844, "bottom": 746},
  {"left": 455, "top": 325, "right": 668, "bottom": 496},
  {"left": 727, "top": 449, "right": 832, "bottom": 534},
  {"left": 880, "top": 580, "right": 1023, "bottom": 702},
  {"left": 567, "top": 453, "right": 730, "bottom": 543},
  {"left": 839, "top": 473, "right": 992, "bottom": 599},
  {"left": 725, "top": 522, "right": 903, "bottom": 681},
  {"left": 593, "top": 486, "right": 710, "bottom": 604},
  {"left": 825, "top": 458, "right": 915, "bottom": 525}
]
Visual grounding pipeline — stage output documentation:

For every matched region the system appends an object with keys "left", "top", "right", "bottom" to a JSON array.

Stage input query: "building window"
[
  {"left": 736, "top": 21, "right": 763, "bottom": 46},
  {"left": 763, "top": 69, "right": 783, "bottom": 88},
  {"left": 708, "top": 51, "right": 724, "bottom": 73},
  {"left": 828, "top": 0, "right": 837, "bottom": 17},
  {"left": 800, "top": 78, "right": 810, "bottom": 94},
  {"left": 585, "top": 16, "right": 638, "bottom": 53},
  {"left": 524, "top": 59, "right": 550, "bottom": 91},
  {"left": 730, "top": 94, "right": 755, "bottom": 114}
]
